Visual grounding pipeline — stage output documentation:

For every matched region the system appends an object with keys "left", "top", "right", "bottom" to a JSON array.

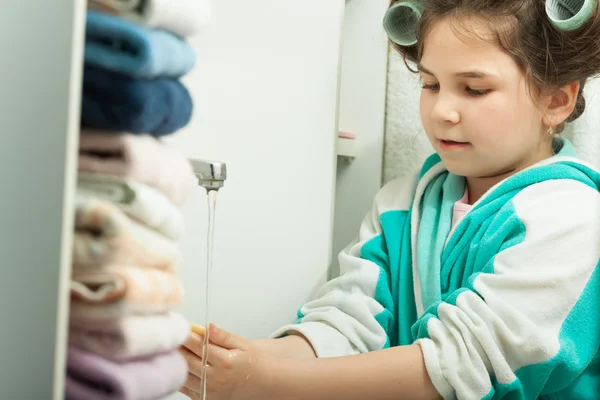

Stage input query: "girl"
[{"left": 180, "top": 0, "right": 600, "bottom": 398}]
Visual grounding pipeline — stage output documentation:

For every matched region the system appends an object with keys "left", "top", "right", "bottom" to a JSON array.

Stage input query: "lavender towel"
[{"left": 65, "top": 347, "right": 187, "bottom": 400}]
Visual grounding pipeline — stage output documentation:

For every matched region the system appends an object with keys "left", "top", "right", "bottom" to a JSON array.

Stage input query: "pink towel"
[
  {"left": 78, "top": 131, "right": 196, "bottom": 206},
  {"left": 69, "top": 297, "right": 180, "bottom": 321},
  {"left": 70, "top": 265, "right": 185, "bottom": 319},
  {"left": 338, "top": 131, "right": 357, "bottom": 139},
  {"left": 66, "top": 346, "right": 187, "bottom": 400},
  {"left": 87, "top": 0, "right": 140, "bottom": 12},
  {"left": 72, "top": 195, "right": 180, "bottom": 270},
  {"left": 69, "top": 312, "right": 190, "bottom": 361}
]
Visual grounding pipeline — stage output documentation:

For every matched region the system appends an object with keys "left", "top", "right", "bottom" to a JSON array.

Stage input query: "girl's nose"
[{"left": 431, "top": 93, "right": 460, "bottom": 125}]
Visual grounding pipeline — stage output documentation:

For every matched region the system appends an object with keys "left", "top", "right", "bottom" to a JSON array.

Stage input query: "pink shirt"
[{"left": 451, "top": 187, "right": 472, "bottom": 230}]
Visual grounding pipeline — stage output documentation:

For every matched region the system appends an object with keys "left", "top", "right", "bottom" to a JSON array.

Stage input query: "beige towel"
[
  {"left": 73, "top": 195, "right": 181, "bottom": 271},
  {"left": 77, "top": 172, "right": 185, "bottom": 240},
  {"left": 70, "top": 265, "right": 185, "bottom": 319},
  {"left": 78, "top": 131, "right": 196, "bottom": 206},
  {"left": 69, "top": 312, "right": 190, "bottom": 361}
]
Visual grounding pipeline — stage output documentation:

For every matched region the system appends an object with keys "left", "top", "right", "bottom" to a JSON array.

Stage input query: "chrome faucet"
[{"left": 190, "top": 159, "right": 227, "bottom": 191}]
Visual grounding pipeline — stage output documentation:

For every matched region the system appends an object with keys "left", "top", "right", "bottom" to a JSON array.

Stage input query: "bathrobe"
[{"left": 272, "top": 138, "right": 600, "bottom": 399}]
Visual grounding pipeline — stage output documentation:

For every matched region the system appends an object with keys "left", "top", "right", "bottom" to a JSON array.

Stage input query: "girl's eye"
[
  {"left": 421, "top": 83, "right": 491, "bottom": 96},
  {"left": 422, "top": 83, "right": 440, "bottom": 91},
  {"left": 466, "top": 87, "right": 491, "bottom": 97}
]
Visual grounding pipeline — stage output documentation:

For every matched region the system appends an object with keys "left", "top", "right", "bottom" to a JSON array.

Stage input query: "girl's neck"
[
  {"left": 466, "top": 171, "right": 515, "bottom": 205},
  {"left": 466, "top": 141, "right": 555, "bottom": 204}
]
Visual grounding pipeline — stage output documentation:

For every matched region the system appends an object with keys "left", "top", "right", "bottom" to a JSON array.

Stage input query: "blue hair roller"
[
  {"left": 383, "top": 1, "right": 425, "bottom": 46},
  {"left": 546, "top": 0, "right": 597, "bottom": 30}
]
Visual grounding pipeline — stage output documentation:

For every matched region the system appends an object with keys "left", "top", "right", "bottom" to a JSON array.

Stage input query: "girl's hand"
[{"left": 179, "top": 324, "right": 278, "bottom": 400}]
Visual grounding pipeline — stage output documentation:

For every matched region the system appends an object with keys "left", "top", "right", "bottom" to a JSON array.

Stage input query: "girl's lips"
[{"left": 439, "top": 139, "right": 471, "bottom": 151}]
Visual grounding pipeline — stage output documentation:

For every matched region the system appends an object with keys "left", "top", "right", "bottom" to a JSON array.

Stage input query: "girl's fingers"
[
  {"left": 206, "top": 340, "right": 234, "bottom": 368},
  {"left": 179, "top": 348, "right": 218, "bottom": 386},
  {"left": 182, "top": 367, "right": 219, "bottom": 398},
  {"left": 183, "top": 332, "right": 205, "bottom": 358},
  {"left": 181, "top": 330, "right": 235, "bottom": 369},
  {"left": 184, "top": 372, "right": 203, "bottom": 395},
  {"left": 180, "top": 385, "right": 201, "bottom": 400},
  {"left": 191, "top": 323, "right": 206, "bottom": 336},
  {"left": 208, "top": 323, "right": 248, "bottom": 351},
  {"left": 179, "top": 347, "right": 205, "bottom": 377}
]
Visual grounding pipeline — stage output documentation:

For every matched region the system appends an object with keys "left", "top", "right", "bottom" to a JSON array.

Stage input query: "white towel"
[
  {"left": 383, "top": 49, "right": 600, "bottom": 183},
  {"left": 77, "top": 172, "right": 186, "bottom": 240},
  {"left": 69, "top": 312, "right": 190, "bottom": 361},
  {"left": 89, "top": 0, "right": 211, "bottom": 38}
]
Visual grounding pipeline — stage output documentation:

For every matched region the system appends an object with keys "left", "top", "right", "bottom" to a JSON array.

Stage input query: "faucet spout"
[{"left": 190, "top": 159, "right": 227, "bottom": 191}]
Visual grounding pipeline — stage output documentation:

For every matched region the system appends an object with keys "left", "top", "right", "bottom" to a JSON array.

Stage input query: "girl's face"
[{"left": 419, "top": 17, "right": 553, "bottom": 179}]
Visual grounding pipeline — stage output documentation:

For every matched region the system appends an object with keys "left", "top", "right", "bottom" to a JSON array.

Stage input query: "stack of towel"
[{"left": 65, "top": 1, "right": 209, "bottom": 399}]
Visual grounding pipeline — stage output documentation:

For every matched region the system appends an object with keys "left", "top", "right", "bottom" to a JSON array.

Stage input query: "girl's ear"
[{"left": 542, "top": 81, "right": 581, "bottom": 127}]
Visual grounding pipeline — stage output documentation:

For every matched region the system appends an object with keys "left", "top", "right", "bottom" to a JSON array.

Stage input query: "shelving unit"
[
  {"left": 337, "top": 132, "right": 357, "bottom": 161},
  {"left": 330, "top": 0, "right": 389, "bottom": 279}
]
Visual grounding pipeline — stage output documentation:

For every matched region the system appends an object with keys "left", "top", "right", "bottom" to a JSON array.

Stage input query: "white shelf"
[{"left": 337, "top": 136, "right": 357, "bottom": 160}]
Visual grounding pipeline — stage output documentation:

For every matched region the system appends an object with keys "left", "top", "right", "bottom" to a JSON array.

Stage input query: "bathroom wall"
[
  {"left": 164, "top": 0, "right": 345, "bottom": 357},
  {"left": 383, "top": 49, "right": 434, "bottom": 184}
]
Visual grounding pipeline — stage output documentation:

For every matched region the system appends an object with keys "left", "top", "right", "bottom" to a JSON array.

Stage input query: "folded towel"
[
  {"left": 71, "top": 265, "right": 184, "bottom": 307},
  {"left": 77, "top": 173, "right": 185, "bottom": 240},
  {"left": 78, "top": 131, "right": 196, "bottom": 206},
  {"left": 70, "top": 265, "right": 185, "bottom": 320},
  {"left": 88, "top": 0, "right": 140, "bottom": 12},
  {"left": 81, "top": 65, "right": 193, "bottom": 136},
  {"left": 89, "top": 0, "right": 211, "bottom": 38},
  {"left": 69, "top": 297, "right": 179, "bottom": 321},
  {"left": 72, "top": 195, "right": 181, "bottom": 270},
  {"left": 65, "top": 347, "right": 187, "bottom": 400},
  {"left": 85, "top": 10, "right": 196, "bottom": 78},
  {"left": 69, "top": 312, "right": 190, "bottom": 361}
]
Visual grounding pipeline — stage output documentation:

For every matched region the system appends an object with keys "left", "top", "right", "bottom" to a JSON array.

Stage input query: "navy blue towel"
[{"left": 81, "top": 64, "right": 193, "bottom": 136}]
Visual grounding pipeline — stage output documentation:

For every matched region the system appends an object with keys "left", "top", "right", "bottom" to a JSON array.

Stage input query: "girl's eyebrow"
[
  {"left": 418, "top": 64, "right": 498, "bottom": 79},
  {"left": 417, "top": 64, "right": 436, "bottom": 75}
]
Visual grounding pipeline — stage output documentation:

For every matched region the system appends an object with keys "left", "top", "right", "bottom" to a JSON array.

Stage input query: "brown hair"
[{"left": 390, "top": 0, "right": 600, "bottom": 133}]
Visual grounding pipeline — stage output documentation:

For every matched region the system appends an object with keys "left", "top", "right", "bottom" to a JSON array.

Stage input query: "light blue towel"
[{"left": 85, "top": 10, "right": 196, "bottom": 79}]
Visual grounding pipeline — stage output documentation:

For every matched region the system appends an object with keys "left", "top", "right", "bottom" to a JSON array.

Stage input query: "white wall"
[
  {"left": 331, "top": 0, "right": 390, "bottom": 278},
  {"left": 164, "top": 0, "right": 346, "bottom": 358}
]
